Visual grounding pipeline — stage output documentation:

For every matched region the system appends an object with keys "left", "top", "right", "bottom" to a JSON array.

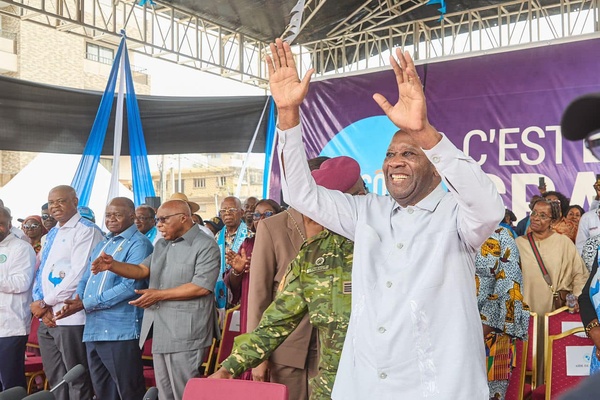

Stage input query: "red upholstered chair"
[
  {"left": 506, "top": 312, "right": 537, "bottom": 400},
  {"left": 201, "top": 338, "right": 217, "bottom": 376},
  {"left": 543, "top": 307, "right": 585, "bottom": 385},
  {"left": 26, "top": 317, "right": 41, "bottom": 357},
  {"left": 526, "top": 312, "right": 538, "bottom": 391},
  {"left": 214, "top": 305, "right": 242, "bottom": 372},
  {"left": 25, "top": 317, "right": 46, "bottom": 393},
  {"left": 531, "top": 308, "right": 591, "bottom": 400},
  {"left": 505, "top": 339, "right": 530, "bottom": 400},
  {"left": 542, "top": 326, "right": 591, "bottom": 399},
  {"left": 142, "top": 339, "right": 156, "bottom": 388},
  {"left": 182, "top": 378, "right": 288, "bottom": 400}
]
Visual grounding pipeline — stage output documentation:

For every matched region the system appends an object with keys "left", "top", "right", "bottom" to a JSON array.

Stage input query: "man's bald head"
[
  {"left": 156, "top": 200, "right": 194, "bottom": 240},
  {"left": 108, "top": 197, "right": 135, "bottom": 212},
  {"left": 161, "top": 200, "right": 192, "bottom": 216}
]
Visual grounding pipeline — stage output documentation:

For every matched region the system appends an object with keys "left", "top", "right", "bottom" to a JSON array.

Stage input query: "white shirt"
[
  {"left": 278, "top": 124, "right": 504, "bottom": 400},
  {"left": 10, "top": 226, "right": 27, "bottom": 241},
  {"left": 40, "top": 213, "right": 103, "bottom": 325},
  {"left": 198, "top": 223, "right": 215, "bottom": 238},
  {"left": 0, "top": 234, "right": 36, "bottom": 337},
  {"left": 576, "top": 209, "right": 600, "bottom": 254}
]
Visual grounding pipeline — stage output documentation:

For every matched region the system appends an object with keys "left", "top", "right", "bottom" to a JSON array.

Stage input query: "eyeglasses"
[
  {"left": 135, "top": 216, "right": 152, "bottom": 222},
  {"left": 530, "top": 211, "right": 551, "bottom": 220},
  {"left": 41, "top": 214, "right": 55, "bottom": 221},
  {"left": 47, "top": 199, "right": 68, "bottom": 207},
  {"left": 155, "top": 213, "right": 185, "bottom": 224},
  {"left": 23, "top": 223, "right": 41, "bottom": 230},
  {"left": 105, "top": 213, "right": 126, "bottom": 220},
  {"left": 253, "top": 211, "right": 274, "bottom": 220},
  {"left": 219, "top": 208, "right": 239, "bottom": 215}
]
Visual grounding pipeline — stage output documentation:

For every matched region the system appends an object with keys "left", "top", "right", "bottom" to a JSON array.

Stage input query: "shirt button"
[
  {"left": 386, "top": 281, "right": 392, "bottom": 288},
  {"left": 378, "top": 327, "right": 386, "bottom": 334},
  {"left": 396, "top": 243, "right": 403, "bottom": 249},
  {"left": 407, "top": 208, "right": 414, "bottom": 214},
  {"left": 379, "top": 372, "right": 387, "bottom": 379},
  {"left": 432, "top": 155, "right": 441, "bottom": 163},
  {"left": 104, "top": 330, "right": 108, "bottom": 333}
]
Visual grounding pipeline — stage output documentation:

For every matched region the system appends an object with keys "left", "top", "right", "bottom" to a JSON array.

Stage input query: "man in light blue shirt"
[{"left": 57, "top": 197, "right": 153, "bottom": 400}]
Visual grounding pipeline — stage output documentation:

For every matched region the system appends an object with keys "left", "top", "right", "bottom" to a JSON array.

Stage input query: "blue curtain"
[
  {"left": 71, "top": 34, "right": 155, "bottom": 207},
  {"left": 123, "top": 48, "right": 156, "bottom": 205},
  {"left": 262, "top": 97, "right": 276, "bottom": 199},
  {"left": 71, "top": 40, "right": 125, "bottom": 206}
]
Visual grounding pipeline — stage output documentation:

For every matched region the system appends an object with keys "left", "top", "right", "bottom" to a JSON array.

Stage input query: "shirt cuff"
[
  {"left": 422, "top": 132, "right": 463, "bottom": 168},
  {"left": 277, "top": 123, "right": 303, "bottom": 148}
]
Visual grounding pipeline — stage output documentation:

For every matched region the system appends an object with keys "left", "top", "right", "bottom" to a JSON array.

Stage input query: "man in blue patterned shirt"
[{"left": 56, "top": 197, "right": 153, "bottom": 400}]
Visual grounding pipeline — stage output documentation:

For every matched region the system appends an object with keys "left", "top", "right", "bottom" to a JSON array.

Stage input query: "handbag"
[{"left": 526, "top": 233, "right": 570, "bottom": 310}]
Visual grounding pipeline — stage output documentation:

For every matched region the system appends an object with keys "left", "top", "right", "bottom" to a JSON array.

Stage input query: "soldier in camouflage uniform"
[{"left": 210, "top": 156, "right": 365, "bottom": 399}]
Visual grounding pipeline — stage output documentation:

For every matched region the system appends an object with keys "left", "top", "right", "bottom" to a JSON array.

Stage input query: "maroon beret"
[{"left": 311, "top": 156, "right": 361, "bottom": 193}]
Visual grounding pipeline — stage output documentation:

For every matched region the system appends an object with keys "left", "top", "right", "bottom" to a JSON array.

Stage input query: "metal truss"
[
  {"left": 0, "top": 0, "right": 598, "bottom": 87},
  {"left": 0, "top": 0, "right": 270, "bottom": 86},
  {"left": 295, "top": 0, "right": 600, "bottom": 78}
]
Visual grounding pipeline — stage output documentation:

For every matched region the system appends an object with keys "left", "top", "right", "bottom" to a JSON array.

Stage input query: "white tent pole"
[
  {"left": 105, "top": 46, "right": 127, "bottom": 228},
  {"left": 235, "top": 97, "right": 270, "bottom": 198}
]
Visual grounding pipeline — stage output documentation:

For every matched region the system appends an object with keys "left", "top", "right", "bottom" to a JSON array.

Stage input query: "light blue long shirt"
[{"left": 77, "top": 224, "right": 153, "bottom": 342}]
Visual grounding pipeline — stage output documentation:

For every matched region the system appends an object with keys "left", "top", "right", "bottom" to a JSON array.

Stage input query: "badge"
[
  {"left": 315, "top": 257, "right": 325, "bottom": 266},
  {"left": 0, "top": 254, "right": 6, "bottom": 263}
]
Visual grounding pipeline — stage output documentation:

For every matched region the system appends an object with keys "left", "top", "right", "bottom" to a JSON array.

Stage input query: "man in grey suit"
[{"left": 91, "top": 199, "right": 220, "bottom": 400}]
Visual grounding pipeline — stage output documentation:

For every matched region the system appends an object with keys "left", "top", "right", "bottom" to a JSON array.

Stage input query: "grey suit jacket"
[
  {"left": 140, "top": 226, "right": 220, "bottom": 354},
  {"left": 246, "top": 208, "right": 315, "bottom": 369}
]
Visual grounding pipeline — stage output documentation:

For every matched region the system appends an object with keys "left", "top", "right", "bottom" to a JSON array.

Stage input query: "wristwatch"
[
  {"left": 39, "top": 300, "right": 47, "bottom": 308},
  {"left": 585, "top": 321, "right": 600, "bottom": 338}
]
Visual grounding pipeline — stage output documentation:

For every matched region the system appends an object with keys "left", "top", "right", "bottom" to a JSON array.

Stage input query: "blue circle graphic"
[{"left": 319, "top": 116, "right": 398, "bottom": 195}]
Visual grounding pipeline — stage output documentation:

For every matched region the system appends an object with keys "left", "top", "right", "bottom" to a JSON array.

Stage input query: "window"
[
  {"left": 218, "top": 176, "right": 227, "bottom": 187},
  {"left": 193, "top": 178, "right": 206, "bottom": 188},
  {"left": 86, "top": 43, "right": 114, "bottom": 65}
]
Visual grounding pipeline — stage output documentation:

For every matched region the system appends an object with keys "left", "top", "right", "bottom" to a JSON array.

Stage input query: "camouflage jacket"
[{"left": 222, "top": 229, "right": 353, "bottom": 399}]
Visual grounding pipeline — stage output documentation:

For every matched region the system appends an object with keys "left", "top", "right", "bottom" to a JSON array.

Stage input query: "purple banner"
[{"left": 270, "top": 38, "right": 600, "bottom": 220}]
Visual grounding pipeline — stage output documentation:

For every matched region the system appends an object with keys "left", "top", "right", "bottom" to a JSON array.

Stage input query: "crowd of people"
[{"left": 1, "top": 37, "right": 600, "bottom": 400}]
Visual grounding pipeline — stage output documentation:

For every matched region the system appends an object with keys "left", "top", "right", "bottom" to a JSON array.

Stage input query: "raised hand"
[
  {"left": 373, "top": 49, "right": 430, "bottom": 135},
  {"left": 55, "top": 294, "right": 84, "bottom": 320},
  {"left": 225, "top": 248, "right": 249, "bottom": 275},
  {"left": 91, "top": 251, "right": 114, "bottom": 275},
  {"left": 265, "top": 38, "right": 314, "bottom": 129}
]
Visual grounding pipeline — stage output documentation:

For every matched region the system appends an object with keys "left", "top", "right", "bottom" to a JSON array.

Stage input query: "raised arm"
[
  {"left": 372, "top": 47, "right": 441, "bottom": 149},
  {"left": 265, "top": 38, "right": 313, "bottom": 130}
]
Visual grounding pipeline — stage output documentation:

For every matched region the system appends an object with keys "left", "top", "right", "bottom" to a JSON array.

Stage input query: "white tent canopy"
[{"left": 0, "top": 153, "right": 132, "bottom": 227}]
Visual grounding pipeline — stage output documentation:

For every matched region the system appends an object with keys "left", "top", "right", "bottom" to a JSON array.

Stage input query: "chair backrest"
[
  {"left": 201, "top": 338, "right": 217, "bottom": 376},
  {"left": 142, "top": 339, "right": 153, "bottom": 359},
  {"left": 215, "top": 305, "right": 242, "bottom": 370},
  {"left": 545, "top": 307, "right": 584, "bottom": 338},
  {"left": 28, "top": 317, "right": 40, "bottom": 347},
  {"left": 544, "top": 326, "right": 593, "bottom": 400},
  {"left": 182, "top": 378, "right": 288, "bottom": 400},
  {"left": 505, "top": 338, "right": 525, "bottom": 400}
]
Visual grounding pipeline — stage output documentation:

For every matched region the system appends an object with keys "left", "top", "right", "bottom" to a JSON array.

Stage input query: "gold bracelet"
[
  {"left": 230, "top": 268, "right": 243, "bottom": 277},
  {"left": 586, "top": 321, "right": 600, "bottom": 338}
]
